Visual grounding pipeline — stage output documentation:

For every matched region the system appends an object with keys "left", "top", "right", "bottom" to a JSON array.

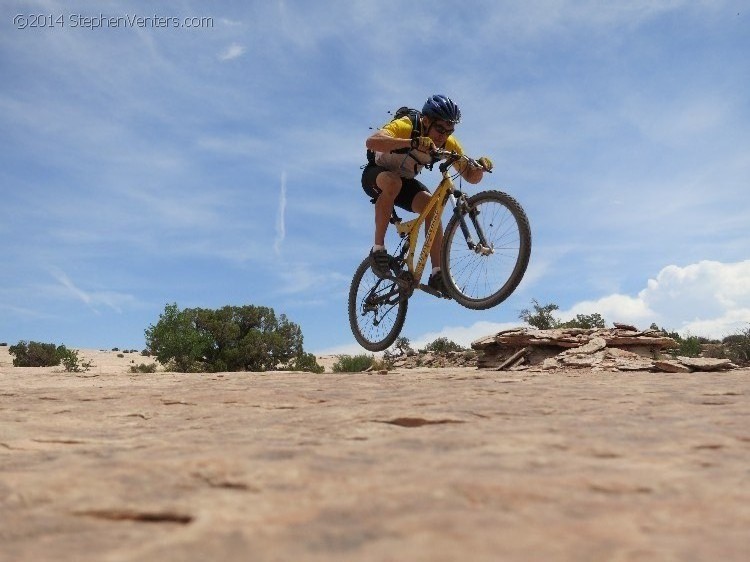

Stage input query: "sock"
[
  {"left": 431, "top": 267, "right": 441, "bottom": 275},
  {"left": 372, "top": 244, "right": 386, "bottom": 252}
]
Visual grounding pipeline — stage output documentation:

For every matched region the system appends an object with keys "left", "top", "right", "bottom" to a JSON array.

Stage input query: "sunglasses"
[{"left": 432, "top": 123, "right": 455, "bottom": 136}]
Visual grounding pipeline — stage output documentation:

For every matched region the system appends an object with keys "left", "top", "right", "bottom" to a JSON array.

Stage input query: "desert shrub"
[
  {"left": 332, "top": 354, "right": 374, "bottom": 372},
  {"left": 651, "top": 325, "right": 702, "bottom": 358},
  {"left": 422, "top": 337, "right": 465, "bottom": 353},
  {"left": 7, "top": 341, "right": 92, "bottom": 371},
  {"left": 520, "top": 300, "right": 611, "bottom": 330},
  {"left": 144, "top": 303, "right": 211, "bottom": 372},
  {"left": 724, "top": 327, "right": 750, "bottom": 366},
  {"left": 371, "top": 357, "right": 391, "bottom": 371},
  {"left": 676, "top": 335, "right": 702, "bottom": 357},
  {"left": 145, "top": 303, "right": 310, "bottom": 373},
  {"left": 130, "top": 363, "right": 158, "bottom": 373},
  {"left": 382, "top": 337, "right": 414, "bottom": 365},
  {"left": 560, "top": 313, "right": 606, "bottom": 329},
  {"left": 519, "top": 299, "right": 561, "bottom": 330},
  {"left": 58, "top": 348, "right": 94, "bottom": 372},
  {"left": 8, "top": 341, "right": 62, "bottom": 367},
  {"left": 393, "top": 337, "right": 415, "bottom": 356}
]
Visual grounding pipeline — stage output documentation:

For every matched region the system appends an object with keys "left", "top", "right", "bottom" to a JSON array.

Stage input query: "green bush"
[
  {"left": 145, "top": 303, "right": 313, "bottom": 373},
  {"left": 650, "top": 324, "right": 708, "bottom": 359},
  {"left": 58, "top": 348, "right": 94, "bottom": 373},
  {"left": 560, "top": 313, "right": 606, "bottom": 329},
  {"left": 422, "top": 337, "right": 465, "bottom": 353},
  {"left": 519, "top": 299, "right": 561, "bottom": 330},
  {"left": 332, "top": 354, "right": 374, "bottom": 372},
  {"left": 8, "top": 341, "right": 62, "bottom": 367},
  {"left": 144, "top": 303, "right": 212, "bottom": 372},
  {"left": 677, "top": 335, "right": 702, "bottom": 358},
  {"left": 724, "top": 327, "right": 750, "bottom": 366},
  {"left": 519, "top": 300, "right": 607, "bottom": 330},
  {"left": 7, "top": 341, "right": 92, "bottom": 372},
  {"left": 393, "top": 337, "right": 414, "bottom": 355}
]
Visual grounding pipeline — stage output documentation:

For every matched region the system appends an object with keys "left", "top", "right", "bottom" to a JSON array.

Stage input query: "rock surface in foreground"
[{"left": 1, "top": 363, "right": 749, "bottom": 562}]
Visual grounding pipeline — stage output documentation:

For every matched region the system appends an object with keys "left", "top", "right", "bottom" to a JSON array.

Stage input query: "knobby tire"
[
  {"left": 348, "top": 256, "right": 408, "bottom": 352},
  {"left": 441, "top": 190, "right": 531, "bottom": 310}
]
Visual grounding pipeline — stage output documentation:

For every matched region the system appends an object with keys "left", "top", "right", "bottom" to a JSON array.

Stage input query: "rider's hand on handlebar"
[
  {"left": 477, "top": 156, "right": 493, "bottom": 172},
  {"left": 411, "top": 136, "right": 436, "bottom": 152}
]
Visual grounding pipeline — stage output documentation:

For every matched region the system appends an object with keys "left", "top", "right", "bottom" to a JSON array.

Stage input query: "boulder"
[
  {"left": 676, "top": 357, "right": 736, "bottom": 371},
  {"left": 469, "top": 325, "right": 727, "bottom": 372},
  {"left": 654, "top": 360, "right": 693, "bottom": 373}
]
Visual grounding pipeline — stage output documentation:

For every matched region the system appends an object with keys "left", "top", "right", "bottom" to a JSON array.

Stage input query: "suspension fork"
[
  {"left": 451, "top": 193, "right": 491, "bottom": 251},
  {"left": 451, "top": 193, "right": 494, "bottom": 255}
]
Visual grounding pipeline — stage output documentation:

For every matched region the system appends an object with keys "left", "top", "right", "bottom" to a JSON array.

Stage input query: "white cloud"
[
  {"left": 556, "top": 260, "right": 750, "bottom": 338},
  {"left": 399, "top": 260, "right": 750, "bottom": 354},
  {"left": 50, "top": 269, "right": 137, "bottom": 314},
  {"left": 410, "top": 320, "right": 521, "bottom": 350},
  {"left": 218, "top": 43, "right": 246, "bottom": 61},
  {"left": 274, "top": 172, "right": 287, "bottom": 256},
  {"left": 274, "top": 262, "right": 349, "bottom": 295},
  {"left": 315, "top": 342, "right": 371, "bottom": 357}
]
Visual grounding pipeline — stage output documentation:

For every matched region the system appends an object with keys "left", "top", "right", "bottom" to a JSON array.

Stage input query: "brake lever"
[{"left": 467, "top": 157, "right": 493, "bottom": 173}]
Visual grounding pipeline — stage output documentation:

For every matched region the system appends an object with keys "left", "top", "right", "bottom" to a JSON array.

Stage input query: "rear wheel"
[
  {"left": 441, "top": 190, "right": 531, "bottom": 310},
  {"left": 348, "top": 257, "right": 408, "bottom": 352}
]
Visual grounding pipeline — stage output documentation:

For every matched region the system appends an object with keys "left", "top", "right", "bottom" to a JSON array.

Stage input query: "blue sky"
[{"left": 1, "top": 0, "right": 748, "bottom": 354}]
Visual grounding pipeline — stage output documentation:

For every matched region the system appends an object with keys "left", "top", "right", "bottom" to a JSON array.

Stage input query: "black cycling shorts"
[{"left": 361, "top": 164, "right": 430, "bottom": 212}]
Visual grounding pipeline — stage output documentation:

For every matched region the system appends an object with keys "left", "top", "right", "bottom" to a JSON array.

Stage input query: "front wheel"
[
  {"left": 348, "top": 257, "right": 408, "bottom": 352},
  {"left": 441, "top": 190, "right": 531, "bottom": 310}
]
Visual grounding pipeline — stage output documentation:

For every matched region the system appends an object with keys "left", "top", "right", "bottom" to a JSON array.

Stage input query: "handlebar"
[{"left": 430, "top": 148, "right": 491, "bottom": 173}]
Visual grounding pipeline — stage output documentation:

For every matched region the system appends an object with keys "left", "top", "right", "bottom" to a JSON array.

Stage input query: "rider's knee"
[
  {"left": 411, "top": 190, "right": 431, "bottom": 214},
  {"left": 376, "top": 171, "right": 402, "bottom": 199}
]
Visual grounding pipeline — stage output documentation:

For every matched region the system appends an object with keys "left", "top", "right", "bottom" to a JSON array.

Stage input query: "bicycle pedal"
[{"left": 419, "top": 283, "right": 445, "bottom": 298}]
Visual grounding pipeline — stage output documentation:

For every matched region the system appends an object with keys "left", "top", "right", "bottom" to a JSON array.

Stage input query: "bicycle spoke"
[
  {"left": 442, "top": 191, "right": 531, "bottom": 309},
  {"left": 348, "top": 257, "right": 409, "bottom": 351}
]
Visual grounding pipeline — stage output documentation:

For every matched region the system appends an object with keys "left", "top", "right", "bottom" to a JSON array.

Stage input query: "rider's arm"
[
  {"left": 447, "top": 136, "right": 484, "bottom": 184},
  {"left": 365, "top": 129, "right": 412, "bottom": 153},
  {"left": 366, "top": 116, "right": 416, "bottom": 153}
]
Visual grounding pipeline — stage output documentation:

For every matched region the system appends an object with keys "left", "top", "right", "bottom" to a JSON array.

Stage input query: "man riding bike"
[{"left": 361, "top": 94, "right": 493, "bottom": 296}]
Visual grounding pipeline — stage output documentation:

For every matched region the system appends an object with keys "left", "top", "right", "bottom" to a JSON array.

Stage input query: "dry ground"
[{"left": 1, "top": 346, "right": 749, "bottom": 561}]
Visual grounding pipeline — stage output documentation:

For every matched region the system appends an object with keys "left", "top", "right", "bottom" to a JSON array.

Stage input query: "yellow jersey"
[{"left": 373, "top": 116, "right": 466, "bottom": 179}]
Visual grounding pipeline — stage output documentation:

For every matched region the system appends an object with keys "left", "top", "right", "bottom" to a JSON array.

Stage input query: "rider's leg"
[
  {"left": 373, "top": 171, "right": 403, "bottom": 246},
  {"left": 412, "top": 191, "right": 443, "bottom": 269}
]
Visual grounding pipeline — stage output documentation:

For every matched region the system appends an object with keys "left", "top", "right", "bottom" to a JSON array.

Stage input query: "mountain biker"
[{"left": 362, "top": 94, "right": 493, "bottom": 296}]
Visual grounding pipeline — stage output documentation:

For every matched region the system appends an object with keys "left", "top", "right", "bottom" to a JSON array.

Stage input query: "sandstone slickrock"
[
  {"left": 677, "top": 356, "right": 736, "bottom": 371},
  {"left": 1, "top": 346, "right": 749, "bottom": 561},
  {"left": 471, "top": 326, "right": 738, "bottom": 373}
]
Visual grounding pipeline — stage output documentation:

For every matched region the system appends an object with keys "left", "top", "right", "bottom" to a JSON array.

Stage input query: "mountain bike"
[{"left": 348, "top": 149, "right": 532, "bottom": 351}]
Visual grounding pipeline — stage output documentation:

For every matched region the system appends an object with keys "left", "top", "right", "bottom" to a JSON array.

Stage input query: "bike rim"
[
  {"left": 446, "top": 198, "right": 524, "bottom": 302},
  {"left": 354, "top": 269, "right": 404, "bottom": 347}
]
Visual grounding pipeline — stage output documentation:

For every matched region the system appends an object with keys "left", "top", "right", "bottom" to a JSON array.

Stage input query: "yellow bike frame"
[{"left": 394, "top": 168, "right": 456, "bottom": 284}]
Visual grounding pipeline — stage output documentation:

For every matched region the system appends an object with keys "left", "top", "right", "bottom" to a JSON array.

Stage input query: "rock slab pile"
[{"left": 472, "top": 324, "right": 738, "bottom": 372}]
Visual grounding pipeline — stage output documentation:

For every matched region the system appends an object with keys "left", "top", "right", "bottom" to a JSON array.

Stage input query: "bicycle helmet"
[{"left": 422, "top": 94, "right": 461, "bottom": 124}]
